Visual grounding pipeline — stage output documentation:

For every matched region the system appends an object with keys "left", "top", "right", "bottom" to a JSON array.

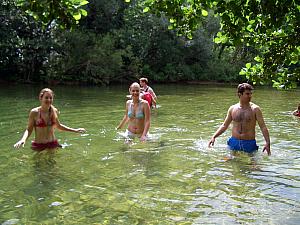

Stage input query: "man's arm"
[
  {"left": 148, "top": 87, "right": 157, "bottom": 100},
  {"left": 256, "top": 107, "right": 271, "bottom": 155},
  {"left": 208, "top": 106, "right": 233, "bottom": 148}
]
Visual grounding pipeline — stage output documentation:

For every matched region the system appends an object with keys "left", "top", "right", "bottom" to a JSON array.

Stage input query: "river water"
[{"left": 0, "top": 84, "right": 299, "bottom": 224}]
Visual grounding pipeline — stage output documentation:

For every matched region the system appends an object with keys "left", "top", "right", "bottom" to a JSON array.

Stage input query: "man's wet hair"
[
  {"left": 237, "top": 83, "right": 254, "bottom": 95},
  {"left": 139, "top": 77, "right": 148, "bottom": 84}
]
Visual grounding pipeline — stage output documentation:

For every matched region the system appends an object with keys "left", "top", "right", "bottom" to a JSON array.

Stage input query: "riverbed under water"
[{"left": 0, "top": 84, "right": 299, "bottom": 224}]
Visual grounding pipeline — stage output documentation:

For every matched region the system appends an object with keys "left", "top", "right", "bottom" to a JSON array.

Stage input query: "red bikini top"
[{"left": 35, "top": 108, "right": 56, "bottom": 127}]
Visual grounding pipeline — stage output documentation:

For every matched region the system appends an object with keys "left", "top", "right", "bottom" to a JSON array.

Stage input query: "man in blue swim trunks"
[{"left": 208, "top": 83, "right": 271, "bottom": 155}]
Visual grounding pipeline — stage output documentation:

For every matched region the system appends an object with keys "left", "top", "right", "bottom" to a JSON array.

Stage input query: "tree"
[
  {"left": 0, "top": 0, "right": 56, "bottom": 82},
  {"left": 140, "top": 0, "right": 300, "bottom": 89},
  {"left": 79, "top": 0, "right": 128, "bottom": 33},
  {"left": 16, "top": 0, "right": 89, "bottom": 29}
]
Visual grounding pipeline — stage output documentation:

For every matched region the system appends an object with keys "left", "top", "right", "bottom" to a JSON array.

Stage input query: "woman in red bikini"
[{"left": 14, "top": 88, "right": 86, "bottom": 151}]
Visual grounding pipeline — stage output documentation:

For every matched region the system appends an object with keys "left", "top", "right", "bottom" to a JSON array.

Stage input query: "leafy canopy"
[
  {"left": 138, "top": 0, "right": 300, "bottom": 89},
  {"left": 16, "top": 0, "right": 89, "bottom": 29},
  {"left": 14, "top": 0, "right": 300, "bottom": 88}
]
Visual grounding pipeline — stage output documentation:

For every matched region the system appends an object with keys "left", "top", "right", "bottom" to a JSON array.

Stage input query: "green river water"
[{"left": 0, "top": 84, "right": 299, "bottom": 224}]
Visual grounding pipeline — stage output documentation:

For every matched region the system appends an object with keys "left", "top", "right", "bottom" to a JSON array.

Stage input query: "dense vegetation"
[
  {"left": 143, "top": 0, "right": 300, "bottom": 88},
  {"left": 1, "top": 0, "right": 299, "bottom": 88}
]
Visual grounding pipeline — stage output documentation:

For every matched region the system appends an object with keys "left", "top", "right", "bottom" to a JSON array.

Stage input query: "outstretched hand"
[
  {"left": 76, "top": 128, "right": 86, "bottom": 134},
  {"left": 14, "top": 140, "right": 25, "bottom": 148},
  {"left": 208, "top": 137, "right": 215, "bottom": 148}
]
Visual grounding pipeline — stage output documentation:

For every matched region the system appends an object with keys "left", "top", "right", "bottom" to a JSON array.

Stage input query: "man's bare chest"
[{"left": 232, "top": 108, "right": 255, "bottom": 123}]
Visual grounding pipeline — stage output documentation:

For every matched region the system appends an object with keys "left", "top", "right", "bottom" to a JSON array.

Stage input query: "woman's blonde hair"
[{"left": 129, "top": 82, "right": 140, "bottom": 91}]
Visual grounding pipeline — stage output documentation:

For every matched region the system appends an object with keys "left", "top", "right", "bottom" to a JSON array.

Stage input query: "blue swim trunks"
[{"left": 227, "top": 137, "right": 258, "bottom": 153}]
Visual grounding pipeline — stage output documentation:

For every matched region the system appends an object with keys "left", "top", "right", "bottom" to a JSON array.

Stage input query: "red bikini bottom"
[{"left": 31, "top": 140, "right": 61, "bottom": 151}]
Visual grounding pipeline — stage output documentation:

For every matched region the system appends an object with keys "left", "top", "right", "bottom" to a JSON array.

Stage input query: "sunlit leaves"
[
  {"left": 80, "top": 8, "right": 87, "bottom": 17},
  {"left": 201, "top": 9, "right": 208, "bottom": 16},
  {"left": 79, "top": 0, "right": 89, "bottom": 6},
  {"left": 254, "top": 56, "right": 262, "bottom": 63},
  {"left": 143, "top": 7, "right": 150, "bottom": 13},
  {"left": 73, "top": 13, "right": 81, "bottom": 21},
  {"left": 16, "top": 0, "right": 89, "bottom": 29},
  {"left": 214, "top": 32, "right": 228, "bottom": 44},
  {"left": 140, "top": 0, "right": 211, "bottom": 38}
]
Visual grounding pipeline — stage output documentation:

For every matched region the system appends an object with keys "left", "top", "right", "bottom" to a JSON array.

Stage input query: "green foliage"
[
  {"left": 1, "top": 0, "right": 247, "bottom": 85},
  {"left": 0, "top": 0, "right": 55, "bottom": 82},
  {"left": 16, "top": 0, "right": 89, "bottom": 29},
  {"left": 79, "top": 0, "right": 128, "bottom": 33},
  {"left": 46, "top": 31, "right": 140, "bottom": 84},
  {"left": 120, "top": 3, "right": 235, "bottom": 83},
  {"left": 140, "top": 0, "right": 300, "bottom": 88}
]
